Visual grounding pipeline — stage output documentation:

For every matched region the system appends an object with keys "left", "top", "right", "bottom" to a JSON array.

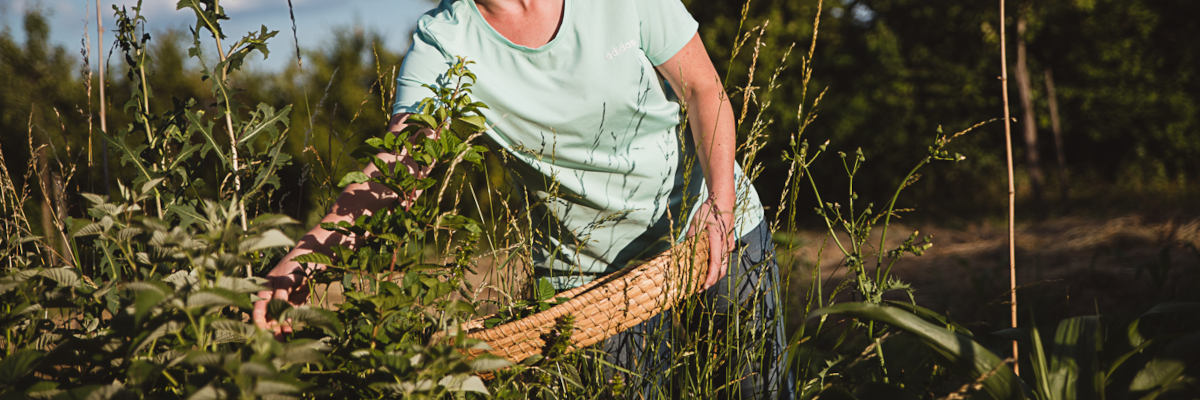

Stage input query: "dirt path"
[{"left": 779, "top": 215, "right": 1200, "bottom": 330}]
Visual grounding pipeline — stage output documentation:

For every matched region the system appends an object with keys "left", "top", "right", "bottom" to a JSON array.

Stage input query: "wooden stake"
[{"left": 998, "top": 0, "right": 1020, "bottom": 375}]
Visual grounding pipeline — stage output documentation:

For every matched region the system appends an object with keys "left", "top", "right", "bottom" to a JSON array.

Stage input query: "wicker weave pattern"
[{"left": 466, "top": 233, "right": 711, "bottom": 362}]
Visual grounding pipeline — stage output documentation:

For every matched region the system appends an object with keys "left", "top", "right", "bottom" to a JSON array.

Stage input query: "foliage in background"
[{"left": 685, "top": 0, "right": 1200, "bottom": 215}]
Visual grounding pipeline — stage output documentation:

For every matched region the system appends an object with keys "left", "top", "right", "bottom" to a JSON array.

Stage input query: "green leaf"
[
  {"left": 238, "top": 103, "right": 290, "bottom": 145},
  {"left": 126, "top": 282, "right": 169, "bottom": 324},
  {"left": 810, "top": 303, "right": 1029, "bottom": 400},
  {"left": 535, "top": 278, "right": 556, "bottom": 302},
  {"left": 140, "top": 177, "right": 166, "bottom": 195},
  {"left": 187, "top": 384, "right": 226, "bottom": 400},
  {"left": 469, "top": 355, "right": 511, "bottom": 372},
  {"left": 215, "top": 276, "right": 264, "bottom": 293},
  {"left": 337, "top": 171, "right": 370, "bottom": 188},
  {"left": 280, "top": 306, "right": 343, "bottom": 334},
  {"left": 292, "top": 252, "right": 334, "bottom": 266},
  {"left": 187, "top": 288, "right": 250, "bottom": 310},
  {"left": 1129, "top": 331, "right": 1200, "bottom": 392},
  {"left": 239, "top": 229, "right": 295, "bottom": 253},
  {"left": 253, "top": 380, "right": 300, "bottom": 396},
  {"left": 438, "top": 374, "right": 489, "bottom": 395},
  {"left": 250, "top": 214, "right": 298, "bottom": 230},
  {"left": 278, "top": 339, "right": 326, "bottom": 365},
  {"left": 80, "top": 193, "right": 108, "bottom": 205},
  {"left": 37, "top": 268, "right": 80, "bottom": 288},
  {"left": 407, "top": 113, "right": 437, "bottom": 129},
  {"left": 1045, "top": 316, "right": 1102, "bottom": 400},
  {"left": 0, "top": 349, "right": 43, "bottom": 384}
]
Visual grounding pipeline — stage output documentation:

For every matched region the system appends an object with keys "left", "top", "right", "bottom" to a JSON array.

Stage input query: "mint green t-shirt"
[{"left": 392, "top": 0, "right": 765, "bottom": 288}]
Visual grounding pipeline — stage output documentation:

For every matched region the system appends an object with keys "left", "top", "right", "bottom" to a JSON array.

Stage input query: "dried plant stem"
[
  {"left": 96, "top": 0, "right": 109, "bottom": 193},
  {"left": 998, "top": 0, "right": 1020, "bottom": 376}
]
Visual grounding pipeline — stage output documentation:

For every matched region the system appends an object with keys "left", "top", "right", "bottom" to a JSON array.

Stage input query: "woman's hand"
[
  {"left": 251, "top": 113, "right": 425, "bottom": 339},
  {"left": 691, "top": 197, "right": 735, "bottom": 290},
  {"left": 252, "top": 258, "right": 311, "bottom": 338}
]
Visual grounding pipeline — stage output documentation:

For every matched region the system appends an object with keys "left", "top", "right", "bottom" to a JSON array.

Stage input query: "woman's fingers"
[
  {"left": 252, "top": 290, "right": 272, "bottom": 330},
  {"left": 704, "top": 224, "right": 729, "bottom": 289},
  {"left": 252, "top": 273, "right": 301, "bottom": 338}
]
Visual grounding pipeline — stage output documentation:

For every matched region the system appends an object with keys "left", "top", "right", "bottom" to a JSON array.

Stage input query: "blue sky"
[{"left": 1, "top": 0, "right": 434, "bottom": 70}]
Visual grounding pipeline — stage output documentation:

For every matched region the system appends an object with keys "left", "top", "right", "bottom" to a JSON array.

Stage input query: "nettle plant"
[
  {"left": 2, "top": 1, "right": 303, "bottom": 398},
  {"left": 0, "top": 2, "right": 504, "bottom": 399},
  {"left": 285, "top": 57, "right": 507, "bottom": 398}
]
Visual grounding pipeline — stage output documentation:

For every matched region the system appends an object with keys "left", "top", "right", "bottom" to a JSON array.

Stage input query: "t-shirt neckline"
[{"left": 467, "top": 0, "right": 569, "bottom": 53}]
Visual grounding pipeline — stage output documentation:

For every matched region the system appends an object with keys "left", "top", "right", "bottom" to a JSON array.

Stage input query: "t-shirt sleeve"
[
  {"left": 635, "top": 0, "right": 700, "bottom": 66},
  {"left": 391, "top": 24, "right": 451, "bottom": 115}
]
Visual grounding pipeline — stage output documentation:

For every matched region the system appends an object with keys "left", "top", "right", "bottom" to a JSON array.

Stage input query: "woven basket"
[{"left": 462, "top": 233, "right": 711, "bottom": 363}]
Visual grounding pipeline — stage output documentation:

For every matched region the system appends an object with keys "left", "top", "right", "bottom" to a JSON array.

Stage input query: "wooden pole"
[{"left": 998, "top": 0, "right": 1020, "bottom": 375}]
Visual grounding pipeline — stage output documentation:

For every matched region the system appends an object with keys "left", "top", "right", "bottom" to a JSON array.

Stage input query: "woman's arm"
[
  {"left": 252, "top": 113, "right": 432, "bottom": 337},
  {"left": 655, "top": 33, "right": 737, "bottom": 290}
]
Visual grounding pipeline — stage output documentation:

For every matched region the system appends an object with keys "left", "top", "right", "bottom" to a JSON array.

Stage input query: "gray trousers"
[{"left": 600, "top": 222, "right": 794, "bottom": 399}]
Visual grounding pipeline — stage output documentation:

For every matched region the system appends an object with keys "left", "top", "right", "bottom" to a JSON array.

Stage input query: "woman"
[{"left": 254, "top": 0, "right": 791, "bottom": 397}]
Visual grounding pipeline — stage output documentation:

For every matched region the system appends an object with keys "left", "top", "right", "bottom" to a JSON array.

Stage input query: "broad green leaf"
[
  {"left": 469, "top": 355, "right": 511, "bottom": 372},
  {"left": 80, "top": 193, "right": 107, "bottom": 205},
  {"left": 163, "top": 270, "right": 196, "bottom": 290},
  {"left": 127, "top": 282, "right": 170, "bottom": 324},
  {"left": 72, "top": 221, "right": 107, "bottom": 237},
  {"left": 25, "top": 380, "right": 59, "bottom": 397},
  {"left": 279, "top": 339, "right": 327, "bottom": 365},
  {"left": 250, "top": 213, "right": 298, "bottom": 230},
  {"left": 215, "top": 276, "right": 263, "bottom": 293},
  {"left": 438, "top": 374, "right": 489, "bottom": 394},
  {"left": 238, "top": 103, "right": 290, "bottom": 145},
  {"left": 132, "top": 321, "right": 184, "bottom": 354},
  {"left": 37, "top": 268, "right": 80, "bottom": 288},
  {"left": 187, "top": 384, "right": 226, "bottom": 400},
  {"left": 1129, "top": 331, "right": 1200, "bottom": 392},
  {"left": 280, "top": 306, "right": 343, "bottom": 334},
  {"left": 407, "top": 113, "right": 438, "bottom": 129},
  {"left": 535, "top": 278, "right": 555, "bottom": 302},
  {"left": 239, "top": 361, "right": 276, "bottom": 377},
  {"left": 0, "top": 349, "right": 43, "bottom": 384},
  {"left": 140, "top": 177, "right": 165, "bottom": 195},
  {"left": 253, "top": 380, "right": 300, "bottom": 396},
  {"left": 188, "top": 288, "right": 250, "bottom": 310},
  {"left": 211, "top": 319, "right": 254, "bottom": 344},
  {"left": 292, "top": 252, "right": 334, "bottom": 266},
  {"left": 1046, "top": 316, "right": 1102, "bottom": 400},
  {"left": 337, "top": 171, "right": 370, "bottom": 188},
  {"left": 239, "top": 229, "right": 295, "bottom": 253},
  {"left": 810, "top": 302, "right": 1029, "bottom": 400}
]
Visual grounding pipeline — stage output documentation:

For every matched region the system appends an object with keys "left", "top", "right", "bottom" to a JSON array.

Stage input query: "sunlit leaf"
[
  {"left": 337, "top": 171, "right": 370, "bottom": 188},
  {"left": 438, "top": 374, "right": 488, "bottom": 394},
  {"left": 1129, "top": 332, "right": 1200, "bottom": 392},
  {"left": 810, "top": 302, "right": 1030, "bottom": 400},
  {"left": 239, "top": 229, "right": 295, "bottom": 253},
  {"left": 187, "top": 287, "right": 249, "bottom": 310},
  {"left": 38, "top": 268, "right": 80, "bottom": 288}
]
